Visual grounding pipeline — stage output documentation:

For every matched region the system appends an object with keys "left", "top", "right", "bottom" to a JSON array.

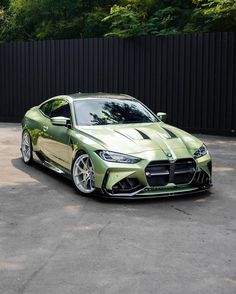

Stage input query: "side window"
[
  {"left": 40, "top": 101, "right": 53, "bottom": 117},
  {"left": 50, "top": 100, "right": 71, "bottom": 118}
]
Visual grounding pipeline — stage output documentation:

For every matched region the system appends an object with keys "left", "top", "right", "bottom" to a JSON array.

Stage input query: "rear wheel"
[
  {"left": 21, "top": 131, "right": 33, "bottom": 165},
  {"left": 72, "top": 152, "right": 95, "bottom": 196}
]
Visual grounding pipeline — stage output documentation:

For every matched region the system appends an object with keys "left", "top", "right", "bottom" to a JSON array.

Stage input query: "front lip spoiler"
[{"left": 96, "top": 187, "right": 211, "bottom": 200}]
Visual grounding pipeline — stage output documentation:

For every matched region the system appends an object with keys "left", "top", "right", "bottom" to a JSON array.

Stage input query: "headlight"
[
  {"left": 193, "top": 144, "right": 208, "bottom": 159},
  {"left": 96, "top": 150, "right": 141, "bottom": 163}
]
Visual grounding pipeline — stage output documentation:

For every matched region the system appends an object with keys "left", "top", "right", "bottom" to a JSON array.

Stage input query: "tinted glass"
[
  {"left": 40, "top": 99, "right": 70, "bottom": 118},
  {"left": 74, "top": 98, "right": 158, "bottom": 126},
  {"left": 50, "top": 100, "right": 70, "bottom": 118},
  {"left": 40, "top": 101, "right": 52, "bottom": 117}
]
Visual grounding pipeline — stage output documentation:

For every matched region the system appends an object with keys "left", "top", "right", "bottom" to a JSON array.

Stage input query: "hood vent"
[
  {"left": 162, "top": 127, "right": 177, "bottom": 139},
  {"left": 135, "top": 129, "right": 150, "bottom": 140}
]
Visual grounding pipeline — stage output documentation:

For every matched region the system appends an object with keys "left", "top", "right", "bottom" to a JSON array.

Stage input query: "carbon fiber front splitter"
[{"left": 94, "top": 186, "right": 211, "bottom": 200}]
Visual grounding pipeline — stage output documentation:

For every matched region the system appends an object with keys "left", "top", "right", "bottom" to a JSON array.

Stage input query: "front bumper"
[{"left": 90, "top": 151, "right": 212, "bottom": 198}]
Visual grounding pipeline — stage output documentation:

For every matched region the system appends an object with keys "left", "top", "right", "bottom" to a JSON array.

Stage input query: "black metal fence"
[{"left": 0, "top": 32, "right": 235, "bottom": 135}]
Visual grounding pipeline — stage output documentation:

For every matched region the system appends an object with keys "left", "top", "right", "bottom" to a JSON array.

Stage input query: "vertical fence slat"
[{"left": 0, "top": 33, "right": 235, "bottom": 135}]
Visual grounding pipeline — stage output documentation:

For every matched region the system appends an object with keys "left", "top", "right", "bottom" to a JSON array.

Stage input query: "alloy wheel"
[
  {"left": 73, "top": 154, "right": 95, "bottom": 194},
  {"left": 21, "top": 131, "right": 32, "bottom": 163}
]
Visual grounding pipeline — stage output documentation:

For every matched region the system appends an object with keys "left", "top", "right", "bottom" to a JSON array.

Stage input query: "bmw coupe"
[{"left": 21, "top": 93, "right": 212, "bottom": 198}]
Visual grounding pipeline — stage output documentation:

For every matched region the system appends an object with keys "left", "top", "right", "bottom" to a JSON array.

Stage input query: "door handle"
[{"left": 43, "top": 126, "right": 48, "bottom": 132}]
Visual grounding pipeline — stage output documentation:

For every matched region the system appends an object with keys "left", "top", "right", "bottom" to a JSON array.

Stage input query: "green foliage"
[
  {"left": 1, "top": 0, "right": 85, "bottom": 40},
  {"left": 103, "top": 0, "right": 157, "bottom": 37},
  {"left": 103, "top": 4, "right": 145, "bottom": 37},
  {"left": 0, "top": 0, "right": 116, "bottom": 40},
  {"left": 193, "top": 0, "right": 236, "bottom": 31},
  {"left": 0, "top": 0, "right": 235, "bottom": 41},
  {"left": 0, "top": 0, "right": 9, "bottom": 7},
  {"left": 103, "top": 0, "right": 196, "bottom": 37},
  {"left": 146, "top": 6, "right": 193, "bottom": 35},
  {"left": 83, "top": 7, "right": 110, "bottom": 38},
  {"left": 0, "top": 8, "right": 4, "bottom": 28}
]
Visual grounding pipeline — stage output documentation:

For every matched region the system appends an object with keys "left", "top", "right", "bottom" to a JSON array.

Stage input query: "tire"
[
  {"left": 72, "top": 152, "right": 96, "bottom": 196},
  {"left": 21, "top": 130, "right": 34, "bottom": 165}
]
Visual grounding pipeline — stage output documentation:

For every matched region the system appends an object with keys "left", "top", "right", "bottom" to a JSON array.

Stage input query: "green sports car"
[{"left": 21, "top": 93, "right": 212, "bottom": 199}]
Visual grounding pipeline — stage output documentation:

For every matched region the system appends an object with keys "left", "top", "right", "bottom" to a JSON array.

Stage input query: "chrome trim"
[
  {"left": 146, "top": 171, "right": 169, "bottom": 176},
  {"left": 150, "top": 172, "right": 169, "bottom": 176}
]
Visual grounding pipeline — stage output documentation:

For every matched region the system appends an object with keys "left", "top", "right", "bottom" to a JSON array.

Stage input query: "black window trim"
[
  {"left": 39, "top": 99, "right": 54, "bottom": 119},
  {"left": 39, "top": 98, "right": 72, "bottom": 122}
]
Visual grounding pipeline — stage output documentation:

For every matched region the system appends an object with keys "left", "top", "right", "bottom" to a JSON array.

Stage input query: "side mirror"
[
  {"left": 157, "top": 112, "right": 167, "bottom": 122},
  {"left": 51, "top": 116, "right": 71, "bottom": 127}
]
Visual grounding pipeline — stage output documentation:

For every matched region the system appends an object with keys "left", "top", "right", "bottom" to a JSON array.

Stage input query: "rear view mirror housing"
[
  {"left": 157, "top": 112, "right": 167, "bottom": 122},
  {"left": 51, "top": 116, "right": 71, "bottom": 127}
]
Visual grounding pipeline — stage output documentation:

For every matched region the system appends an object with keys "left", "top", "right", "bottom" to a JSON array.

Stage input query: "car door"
[
  {"left": 38, "top": 99, "right": 72, "bottom": 171},
  {"left": 37, "top": 100, "right": 54, "bottom": 159}
]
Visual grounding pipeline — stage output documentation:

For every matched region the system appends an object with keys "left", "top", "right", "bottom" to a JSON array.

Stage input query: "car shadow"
[
  {"left": 11, "top": 157, "right": 212, "bottom": 205},
  {"left": 11, "top": 157, "right": 76, "bottom": 194}
]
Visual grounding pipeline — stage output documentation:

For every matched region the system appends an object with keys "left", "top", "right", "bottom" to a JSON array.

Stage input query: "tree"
[
  {"left": 192, "top": 0, "right": 236, "bottom": 31},
  {"left": 0, "top": 0, "right": 235, "bottom": 41},
  {"left": 0, "top": 0, "right": 118, "bottom": 40},
  {"left": 0, "top": 0, "right": 85, "bottom": 40},
  {"left": 0, "top": 0, "right": 9, "bottom": 7},
  {"left": 103, "top": 0, "right": 196, "bottom": 37},
  {"left": 103, "top": 4, "right": 144, "bottom": 37},
  {"left": 146, "top": 1, "right": 195, "bottom": 35},
  {"left": 82, "top": 7, "right": 110, "bottom": 38}
]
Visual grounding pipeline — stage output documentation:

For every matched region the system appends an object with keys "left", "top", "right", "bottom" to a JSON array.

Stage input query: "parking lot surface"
[{"left": 0, "top": 123, "right": 236, "bottom": 294}]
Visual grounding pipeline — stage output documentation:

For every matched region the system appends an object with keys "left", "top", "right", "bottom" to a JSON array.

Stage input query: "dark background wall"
[{"left": 0, "top": 32, "right": 235, "bottom": 135}]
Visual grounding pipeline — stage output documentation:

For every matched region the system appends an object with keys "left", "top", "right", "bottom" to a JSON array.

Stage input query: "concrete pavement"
[{"left": 0, "top": 123, "right": 236, "bottom": 294}]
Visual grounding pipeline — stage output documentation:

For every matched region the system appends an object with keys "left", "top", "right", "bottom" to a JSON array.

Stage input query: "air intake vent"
[
  {"left": 193, "top": 170, "right": 211, "bottom": 188},
  {"left": 112, "top": 178, "right": 142, "bottom": 193}
]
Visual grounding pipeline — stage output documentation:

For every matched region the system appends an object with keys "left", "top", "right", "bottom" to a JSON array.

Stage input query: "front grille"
[
  {"left": 145, "top": 161, "right": 169, "bottom": 186},
  {"left": 174, "top": 159, "right": 196, "bottom": 185},
  {"left": 145, "top": 159, "right": 196, "bottom": 187}
]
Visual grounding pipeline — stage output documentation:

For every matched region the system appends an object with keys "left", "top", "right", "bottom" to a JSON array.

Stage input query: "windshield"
[{"left": 74, "top": 98, "right": 158, "bottom": 126}]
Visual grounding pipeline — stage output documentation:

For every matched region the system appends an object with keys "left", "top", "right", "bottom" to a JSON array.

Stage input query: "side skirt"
[{"left": 33, "top": 151, "right": 72, "bottom": 180}]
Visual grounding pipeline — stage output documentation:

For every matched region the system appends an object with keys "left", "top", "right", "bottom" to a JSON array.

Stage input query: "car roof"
[
  {"left": 68, "top": 92, "right": 134, "bottom": 101},
  {"left": 39, "top": 93, "right": 135, "bottom": 106}
]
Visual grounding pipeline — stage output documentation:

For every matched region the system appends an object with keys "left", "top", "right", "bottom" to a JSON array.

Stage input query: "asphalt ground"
[{"left": 0, "top": 123, "right": 236, "bottom": 294}]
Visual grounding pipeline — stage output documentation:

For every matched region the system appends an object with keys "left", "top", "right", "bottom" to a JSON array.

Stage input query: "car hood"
[{"left": 78, "top": 122, "right": 202, "bottom": 159}]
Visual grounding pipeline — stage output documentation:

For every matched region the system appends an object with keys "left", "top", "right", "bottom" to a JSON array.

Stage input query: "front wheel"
[
  {"left": 72, "top": 152, "right": 95, "bottom": 196},
  {"left": 21, "top": 130, "right": 33, "bottom": 165}
]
